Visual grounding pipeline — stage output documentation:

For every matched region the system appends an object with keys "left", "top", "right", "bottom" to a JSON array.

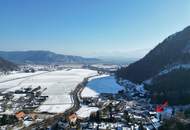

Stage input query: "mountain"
[
  {"left": 0, "top": 57, "right": 18, "bottom": 72},
  {"left": 116, "top": 26, "right": 190, "bottom": 83},
  {"left": 145, "top": 68, "right": 190, "bottom": 105},
  {"left": 116, "top": 26, "right": 190, "bottom": 105},
  {"left": 0, "top": 51, "right": 100, "bottom": 64}
]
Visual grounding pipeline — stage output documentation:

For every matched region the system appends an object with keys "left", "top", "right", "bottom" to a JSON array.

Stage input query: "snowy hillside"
[{"left": 144, "top": 64, "right": 190, "bottom": 85}]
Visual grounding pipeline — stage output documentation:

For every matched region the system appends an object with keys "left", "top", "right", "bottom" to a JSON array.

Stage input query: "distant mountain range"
[
  {"left": 0, "top": 57, "right": 18, "bottom": 72},
  {"left": 116, "top": 26, "right": 190, "bottom": 105},
  {"left": 0, "top": 51, "right": 100, "bottom": 64}
]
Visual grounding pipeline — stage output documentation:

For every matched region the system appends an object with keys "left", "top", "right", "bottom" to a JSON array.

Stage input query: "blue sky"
[{"left": 0, "top": 0, "right": 190, "bottom": 58}]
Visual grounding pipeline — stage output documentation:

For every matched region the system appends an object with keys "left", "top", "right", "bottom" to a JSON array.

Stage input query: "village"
[
  {"left": 0, "top": 64, "right": 174, "bottom": 130},
  {"left": 0, "top": 85, "right": 51, "bottom": 129},
  {"left": 52, "top": 76, "right": 167, "bottom": 130},
  {"left": 43, "top": 65, "right": 174, "bottom": 130}
]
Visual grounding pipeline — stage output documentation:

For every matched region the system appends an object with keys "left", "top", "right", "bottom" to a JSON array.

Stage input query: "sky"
[{"left": 0, "top": 0, "right": 190, "bottom": 59}]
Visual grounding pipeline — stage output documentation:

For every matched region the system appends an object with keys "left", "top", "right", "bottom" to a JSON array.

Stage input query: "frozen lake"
[{"left": 81, "top": 74, "right": 124, "bottom": 98}]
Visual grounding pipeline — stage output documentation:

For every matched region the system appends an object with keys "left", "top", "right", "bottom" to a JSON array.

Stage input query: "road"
[{"left": 22, "top": 77, "right": 89, "bottom": 130}]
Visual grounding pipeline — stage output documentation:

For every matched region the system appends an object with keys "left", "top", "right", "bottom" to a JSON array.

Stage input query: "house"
[
  {"left": 68, "top": 113, "right": 78, "bottom": 127},
  {"left": 16, "top": 111, "right": 26, "bottom": 120}
]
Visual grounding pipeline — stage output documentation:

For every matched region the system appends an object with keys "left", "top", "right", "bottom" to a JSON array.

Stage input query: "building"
[{"left": 16, "top": 111, "right": 26, "bottom": 121}]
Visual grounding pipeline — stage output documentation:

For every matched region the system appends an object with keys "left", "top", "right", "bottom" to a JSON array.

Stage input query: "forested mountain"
[
  {"left": 0, "top": 57, "right": 18, "bottom": 72},
  {"left": 116, "top": 26, "right": 190, "bottom": 83},
  {"left": 0, "top": 51, "right": 100, "bottom": 64},
  {"left": 145, "top": 68, "right": 190, "bottom": 105},
  {"left": 116, "top": 26, "right": 190, "bottom": 105}
]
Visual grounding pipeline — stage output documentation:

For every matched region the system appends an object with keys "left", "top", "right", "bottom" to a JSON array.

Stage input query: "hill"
[
  {"left": 0, "top": 51, "right": 100, "bottom": 65},
  {"left": 0, "top": 57, "right": 18, "bottom": 72},
  {"left": 116, "top": 26, "right": 190, "bottom": 105},
  {"left": 145, "top": 68, "right": 190, "bottom": 105},
  {"left": 116, "top": 26, "right": 190, "bottom": 83}
]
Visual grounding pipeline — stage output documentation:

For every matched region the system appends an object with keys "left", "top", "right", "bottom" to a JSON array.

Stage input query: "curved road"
[{"left": 22, "top": 77, "right": 89, "bottom": 130}]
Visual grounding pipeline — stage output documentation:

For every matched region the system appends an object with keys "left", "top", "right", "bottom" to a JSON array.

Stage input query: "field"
[
  {"left": 0, "top": 69, "right": 97, "bottom": 113},
  {"left": 76, "top": 105, "right": 99, "bottom": 118}
]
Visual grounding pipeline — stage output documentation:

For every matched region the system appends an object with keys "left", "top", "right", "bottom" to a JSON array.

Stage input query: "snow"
[
  {"left": 144, "top": 64, "right": 190, "bottom": 84},
  {"left": 151, "top": 118, "right": 159, "bottom": 123},
  {"left": 76, "top": 105, "right": 99, "bottom": 118},
  {"left": 81, "top": 87, "right": 99, "bottom": 98},
  {"left": 119, "top": 79, "right": 136, "bottom": 87},
  {"left": 81, "top": 75, "right": 124, "bottom": 98},
  {"left": 0, "top": 78, "right": 30, "bottom": 91},
  {"left": 1, "top": 109, "right": 14, "bottom": 115},
  {"left": 135, "top": 84, "right": 145, "bottom": 94},
  {"left": 91, "top": 64, "right": 119, "bottom": 69},
  {"left": 0, "top": 71, "right": 46, "bottom": 83},
  {"left": 37, "top": 104, "right": 72, "bottom": 113},
  {"left": 13, "top": 94, "right": 26, "bottom": 100},
  {"left": 159, "top": 64, "right": 190, "bottom": 76},
  {"left": 91, "top": 64, "right": 118, "bottom": 68},
  {"left": 0, "top": 69, "right": 97, "bottom": 113},
  {"left": 23, "top": 120, "right": 33, "bottom": 127},
  {"left": 0, "top": 96, "right": 3, "bottom": 100}
]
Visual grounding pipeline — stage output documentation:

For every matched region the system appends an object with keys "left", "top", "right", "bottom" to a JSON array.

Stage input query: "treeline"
[
  {"left": 0, "top": 57, "right": 18, "bottom": 72},
  {"left": 159, "top": 118, "right": 190, "bottom": 130},
  {"left": 145, "top": 68, "right": 190, "bottom": 105}
]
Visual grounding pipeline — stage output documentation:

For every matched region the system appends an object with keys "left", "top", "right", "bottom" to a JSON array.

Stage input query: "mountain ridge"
[
  {"left": 0, "top": 50, "right": 100, "bottom": 65},
  {"left": 116, "top": 25, "right": 190, "bottom": 105},
  {"left": 116, "top": 25, "right": 190, "bottom": 83},
  {"left": 0, "top": 57, "right": 18, "bottom": 72}
]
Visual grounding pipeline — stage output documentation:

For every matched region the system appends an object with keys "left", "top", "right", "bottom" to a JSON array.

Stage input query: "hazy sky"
[{"left": 0, "top": 0, "right": 190, "bottom": 58}]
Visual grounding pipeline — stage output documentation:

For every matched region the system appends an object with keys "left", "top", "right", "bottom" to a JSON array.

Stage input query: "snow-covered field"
[
  {"left": 81, "top": 75, "right": 124, "bottom": 98},
  {"left": 0, "top": 69, "right": 97, "bottom": 113},
  {"left": 76, "top": 105, "right": 99, "bottom": 118},
  {"left": 0, "top": 71, "right": 46, "bottom": 83}
]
